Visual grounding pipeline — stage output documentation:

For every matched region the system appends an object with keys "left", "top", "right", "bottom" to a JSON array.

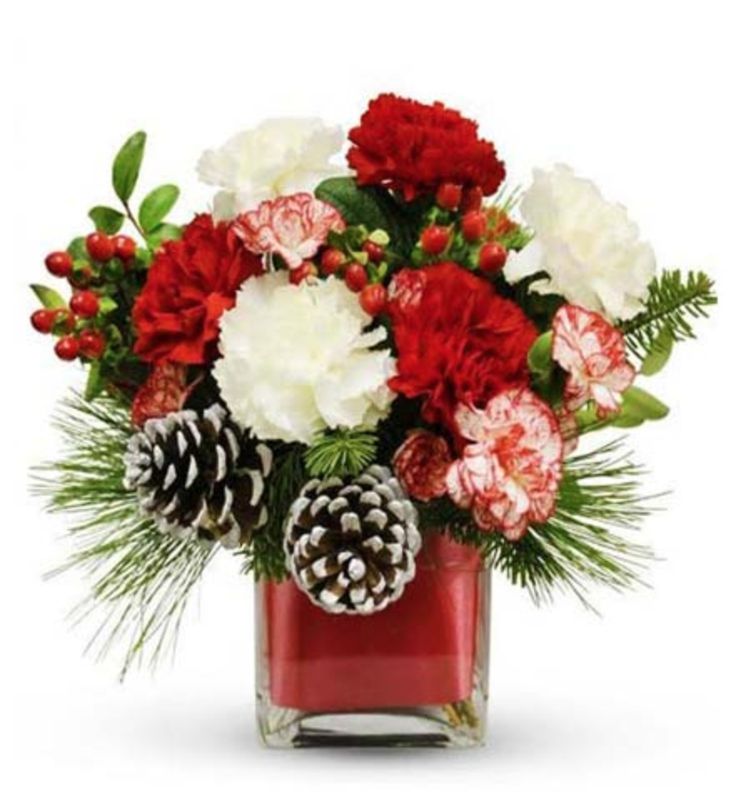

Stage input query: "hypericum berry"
[
  {"left": 79, "top": 330, "right": 106, "bottom": 359},
  {"left": 359, "top": 283, "right": 388, "bottom": 317},
  {"left": 54, "top": 336, "right": 80, "bottom": 361},
  {"left": 86, "top": 232, "right": 115, "bottom": 262},
  {"left": 344, "top": 262, "right": 368, "bottom": 292},
  {"left": 362, "top": 240, "right": 385, "bottom": 263},
  {"left": 112, "top": 234, "right": 137, "bottom": 261},
  {"left": 478, "top": 242, "right": 508, "bottom": 274},
  {"left": 30, "top": 309, "right": 57, "bottom": 334},
  {"left": 436, "top": 182, "right": 463, "bottom": 210},
  {"left": 320, "top": 248, "right": 346, "bottom": 275},
  {"left": 44, "top": 251, "right": 73, "bottom": 278},
  {"left": 289, "top": 261, "right": 318, "bottom": 285},
  {"left": 461, "top": 210, "right": 487, "bottom": 242},
  {"left": 461, "top": 185, "right": 484, "bottom": 212},
  {"left": 420, "top": 225, "right": 451, "bottom": 255},
  {"left": 70, "top": 290, "right": 100, "bottom": 318}
]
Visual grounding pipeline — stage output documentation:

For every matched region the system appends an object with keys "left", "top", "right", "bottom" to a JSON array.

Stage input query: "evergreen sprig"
[
  {"left": 622, "top": 269, "right": 717, "bottom": 358},
  {"left": 32, "top": 394, "right": 216, "bottom": 677},
  {"left": 418, "top": 439, "right": 657, "bottom": 606},
  {"left": 304, "top": 428, "right": 378, "bottom": 479}
]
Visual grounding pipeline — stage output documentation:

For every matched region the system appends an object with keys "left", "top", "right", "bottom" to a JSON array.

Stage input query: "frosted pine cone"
[
  {"left": 284, "top": 465, "right": 422, "bottom": 615},
  {"left": 123, "top": 404, "right": 272, "bottom": 548}
]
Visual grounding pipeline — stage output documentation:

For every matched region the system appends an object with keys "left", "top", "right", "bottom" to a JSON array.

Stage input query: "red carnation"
[
  {"left": 347, "top": 94, "right": 505, "bottom": 201},
  {"left": 394, "top": 430, "right": 453, "bottom": 502},
  {"left": 387, "top": 263, "right": 537, "bottom": 441},
  {"left": 133, "top": 214, "right": 262, "bottom": 365}
]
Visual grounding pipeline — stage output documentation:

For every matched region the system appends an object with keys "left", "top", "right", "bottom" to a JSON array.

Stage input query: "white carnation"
[
  {"left": 214, "top": 274, "right": 395, "bottom": 444},
  {"left": 504, "top": 164, "right": 656, "bottom": 321},
  {"left": 197, "top": 118, "right": 344, "bottom": 221}
]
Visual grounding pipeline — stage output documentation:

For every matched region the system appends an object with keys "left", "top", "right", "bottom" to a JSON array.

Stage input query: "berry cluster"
[
  {"left": 414, "top": 182, "right": 528, "bottom": 276},
  {"left": 291, "top": 228, "right": 391, "bottom": 318},
  {"left": 31, "top": 232, "right": 139, "bottom": 362}
]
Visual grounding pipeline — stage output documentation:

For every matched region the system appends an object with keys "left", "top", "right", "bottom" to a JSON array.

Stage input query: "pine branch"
[
  {"left": 304, "top": 428, "right": 378, "bottom": 478},
  {"left": 622, "top": 269, "right": 717, "bottom": 358},
  {"left": 418, "top": 439, "right": 657, "bottom": 606},
  {"left": 242, "top": 443, "right": 308, "bottom": 580},
  {"left": 32, "top": 393, "right": 216, "bottom": 678}
]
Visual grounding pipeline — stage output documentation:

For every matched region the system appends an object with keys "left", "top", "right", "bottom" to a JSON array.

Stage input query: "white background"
[{"left": 2, "top": 1, "right": 735, "bottom": 807}]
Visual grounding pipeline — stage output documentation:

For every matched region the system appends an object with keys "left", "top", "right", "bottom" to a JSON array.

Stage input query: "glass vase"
[{"left": 256, "top": 532, "right": 491, "bottom": 748}]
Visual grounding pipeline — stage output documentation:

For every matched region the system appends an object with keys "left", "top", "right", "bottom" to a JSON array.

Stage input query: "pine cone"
[
  {"left": 123, "top": 404, "right": 272, "bottom": 548},
  {"left": 284, "top": 465, "right": 422, "bottom": 615}
]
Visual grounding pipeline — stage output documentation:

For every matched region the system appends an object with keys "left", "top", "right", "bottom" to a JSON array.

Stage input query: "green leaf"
[
  {"left": 99, "top": 297, "right": 118, "bottom": 315},
  {"left": 138, "top": 184, "right": 180, "bottom": 233},
  {"left": 112, "top": 131, "right": 146, "bottom": 203},
  {"left": 640, "top": 328, "right": 674, "bottom": 376},
  {"left": 88, "top": 206, "right": 125, "bottom": 235},
  {"left": 67, "top": 237, "right": 88, "bottom": 261},
  {"left": 315, "top": 177, "right": 413, "bottom": 254},
  {"left": 527, "top": 330, "right": 553, "bottom": 375},
  {"left": 612, "top": 386, "right": 669, "bottom": 425},
  {"left": 146, "top": 223, "right": 183, "bottom": 249},
  {"left": 31, "top": 284, "right": 66, "bottom": 310},
  {"left": 84, "top": 361, "right": 104, "bottom": 400}
]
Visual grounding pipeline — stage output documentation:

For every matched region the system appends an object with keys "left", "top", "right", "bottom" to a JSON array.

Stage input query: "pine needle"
[
  {"left": 304, "top": 428, "right": 378, "bottom": 478},
  {"left": 418, "top": 439, "right": 658, "bottom": 607},
  {"left": 32, "top": 393, "right": 216, "bottom": 678}
]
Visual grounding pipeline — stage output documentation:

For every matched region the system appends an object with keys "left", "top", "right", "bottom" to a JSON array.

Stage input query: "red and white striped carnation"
[
  {"left": 446, "top": 388, "right": 563, "bottom": 541},
  {"left": 552, "top": 304, "right": 635, "bottom": 417},
  {"left": 393, "top": 429, "right": 452, "bottom": 502},
  {"left": 234, "top": 192, "right": 344, "bottom": 269}
]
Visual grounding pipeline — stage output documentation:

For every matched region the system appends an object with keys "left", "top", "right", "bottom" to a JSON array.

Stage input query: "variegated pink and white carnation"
[
  {"left": 446, "top": 388, "right": 564, "bottom": 541},
  {"left": 552, "top": 304, "right": 635, "bottom": 417},
  {"left": 234, "top": 192, "right": 345, "bottom": 269}
]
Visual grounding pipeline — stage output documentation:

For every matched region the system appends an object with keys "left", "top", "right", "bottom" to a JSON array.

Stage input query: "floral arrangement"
[{"left": 30, "top": 94, "right": 716, "bottom": 675}]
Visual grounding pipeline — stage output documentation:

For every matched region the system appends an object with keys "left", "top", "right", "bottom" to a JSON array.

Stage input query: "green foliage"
[
  {"left": 112, "top": 131, "right": 147, "bottom": 204},
  {"left": 622, "top": 270, "right": 717, "bottom": 358},
  {"left": 639, "top": 328, "right": 674, "bottom": 376},
  {"left": 30, "top": 283, "right": 66, "bottom": 310},
  {"left": 32, "top": 394, "right": 216, "bottom": 677},
  {"left": 316, "top": 176, "right": 415, "bottom": 257},
  {"left": 146, "top": 222, "right": 183, "bottom": 249},
  {"left": 88, "top": 205, "right": 125, "bottom": 235},
  {"left": 243, "top": 444, "right": 308, "bottom": 580},
  {"left": 139, "top": 184, "right": 180, "bottom": 232},
  {"left": 304, "top": 428, "right": 379, "bottom": 479},
  {"left": 419, "top": 440, "right": 656, "bottom": 606}
]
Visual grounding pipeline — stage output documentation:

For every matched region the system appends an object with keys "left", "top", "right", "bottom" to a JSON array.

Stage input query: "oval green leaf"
[
  {"left": 89, "top": 205, "right": 125, "bottom": 235},
  {"left": 30, "top": 284, "right": 66, "bottom": 310},
  {"left": 640, "top": 328, "right": 674, "bottom": 376},
  {"left": 138, "top": 184, "right": 180, "bottom": 233},
  {"left": 616, "top": 386, "right": 670, "bottom": 423},
  {"left": 528, "top": 330, "right": 553, "bottom": 375},
  {"left": 112, "top": 131, "right": 146, "bottom": 203}
]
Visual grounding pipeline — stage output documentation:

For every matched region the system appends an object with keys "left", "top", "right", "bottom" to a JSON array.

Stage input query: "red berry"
[
  {"left": 420, "top": 225, "right": 451, "bottom": 255},
  {"left": 436, "top": 182, "right": 462, "bottom": 210},
  {"left": 363, "top": 240, "right": 385, "bottom": 263},
  {"left": 45, "top": 251, "right": 73, "bottom": 278},
  {"left": 70, "top": 290, "right": 100, "bottom": 318},
  {"left": 359, "top": 284, "right": 388, "bottom": 317},
  {"left": 320, "top": 248, "right": 345, "bottom": 275},
  {"left": 289, "top": 261, "right": 318, "bottom": 285},
  {"left": 30, "top": 309, "right": 57, "bottom": 334},
  {"left": 79, "top": 330, "right": 106, "bottom": 359},
  {"left": 461, "top": 185, "right": 484, "bottom": 212},
  {"left": 112, "top": 234, "right": 137, "bottom": 261},
  {"left": 86, "top": 232, "right": 115, "bottom": 262},
  {"left": 478, "top": 242, "right": 508, "bottom": 274},
  {"left": 461, "top": 211, "right": 487, "bottom": 242},
  {"left": 344, "top": 262, "right": 368, "bottom": 292},
  {"left": 54, "top": 336, "right": 80, "bottom": 361}
]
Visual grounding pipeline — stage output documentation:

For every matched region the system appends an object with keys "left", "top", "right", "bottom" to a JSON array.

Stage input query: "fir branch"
[
  {"left": 242, "top": 443, "right": 308, "bottom": 580},
  {"left": 304, "top": 428, "right": 378, "bottom": 478},
  {"left": 32, "top": 393, "right": 216, "bottom": 678},
  {"left": 621, "top": 269, "right": 717, "bottom": 358},
  {"left": 418, "top": 439, "right": 657, "bottom": 607}
]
